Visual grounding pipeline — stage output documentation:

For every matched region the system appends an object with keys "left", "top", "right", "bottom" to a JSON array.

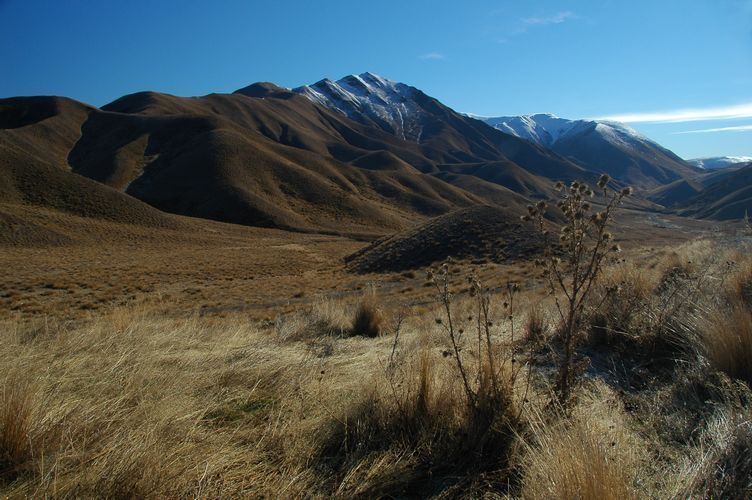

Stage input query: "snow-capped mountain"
[
  {"left": 472, "top": 113, "right": 699, "bottom": 188},
  {"left": 290, "top": 73, "right": 598, "bottom": 187},
  {"left": 687, "top": 156, "right": 752, "bottom": 170},
  {"left": 293, "top": 72, "right": 428, "bottom": 141},
  {"left": 476, "top": 113, "right": 657, "bottom": 152},
  {"left": 292, "top": 74, "right": 696, "bottom": 189}
]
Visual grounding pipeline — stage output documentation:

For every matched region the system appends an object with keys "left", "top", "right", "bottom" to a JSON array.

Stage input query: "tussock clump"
[
  {"left": 681, "top": 411, "right": 752, "bottom": 499},
  {"left": 0, "top": 376, "right": 34, "bottom": 480},
  {"left": 275, "top": 299, "right": 349, "bottom": 340},
  {"left": 350, "top": 296, "right": 383, "bottom": 338},
  {"left": 728, "top": 261, "right": 752, "bottom": 309},
  {"left": 522, "top": 394, "right": 640, "bottom": 500},
  {"left": 587, "top": 266, "right": 656, "bottom": 350},
  {"left": 525, "top": 306, "right": 549, "bottom": 344},
  {"left": 702, "top": 305, "right": 752, "bottom": 387},
  {"left": 317, "top": 350, "right": 522, "bottom": 497}
]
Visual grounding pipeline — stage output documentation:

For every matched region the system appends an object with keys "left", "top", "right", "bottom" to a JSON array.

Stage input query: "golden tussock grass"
[
  {"left": 0, "top": 375, "right": 34, "bottom": 480},
  {"left": 1, "top": 237, "right": 751, "bottom": 497},
  {"left": 522, "top": 388, "right": 642, "bottom": 500},
  {"left": 702, "top": 305, "right": 752, "bottom": 387},
  {"left": 351, "top": 293, "right": 384, "bottom": 338}
]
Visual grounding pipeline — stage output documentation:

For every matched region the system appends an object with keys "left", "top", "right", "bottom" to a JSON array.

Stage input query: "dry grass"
[
  {"left": 317, "top": 348, "right": 523, "bottom": 496},
  {"left": 524, "top": 305, "right": 549, "bottom": 344},
  {"left": 1, "top": 236, "right": 751, "bottom": 497},
  {"left": 0, "top": 375, "right": 34, "bottom": 480},
  {"left": 702, "top": 305, "right": 752, "bottom": 387},
  {"left": 728, "top": 259, "right": 752, "bottom": 308},
  {"left": 678, "top": 409, "right": 752, "bottom": 498},
  {"left": 351, "top": 294, "right": 384, "bottom": 338},
  {"left": 522, "top": 389, "right": 641, "bottom": 500}
]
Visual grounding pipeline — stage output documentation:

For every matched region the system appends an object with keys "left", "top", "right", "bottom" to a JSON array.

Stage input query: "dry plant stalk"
[
  {"left": 427, "top": 262, "right": 527, "bottom": 417},
  {"left": 524, "top": 174, "right": 631, "bottom": 404}
]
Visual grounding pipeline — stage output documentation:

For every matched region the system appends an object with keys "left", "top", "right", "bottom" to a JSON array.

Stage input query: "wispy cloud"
[
  {"left": 673, "top": 124, "right": 752, "bottom": 134},
  {"left": 522, "top": 11, "right": 577, "bottom": 26},
  {"left": 419, "top": 52, "right": 445, "bottom": 60},
  {"left": 596, "top": 102, "right": 752, "bottom": 123}
]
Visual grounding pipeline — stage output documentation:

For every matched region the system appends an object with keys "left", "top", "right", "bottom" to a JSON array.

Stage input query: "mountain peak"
[
  {"left": 292, "top": 72, "right": 423, "bottom": 141},
  {"left": 233, "top": 82, "right": 294, "bottom": 99}
]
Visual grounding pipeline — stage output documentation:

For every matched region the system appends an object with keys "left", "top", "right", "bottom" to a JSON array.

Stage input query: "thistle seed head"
[{"left": 598, "top": 174, "right": 610, "bottom": 188}]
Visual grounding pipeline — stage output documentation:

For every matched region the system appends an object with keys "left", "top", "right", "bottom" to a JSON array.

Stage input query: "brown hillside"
[
  {"left": 1, "top": 85, "right": 608, "bottom": 238},
  {"left": 0, "top": 98, "right": 187, "bottom": 232},
  {"left": 345, "top": 205, "right": 546, "bottom": 273}
]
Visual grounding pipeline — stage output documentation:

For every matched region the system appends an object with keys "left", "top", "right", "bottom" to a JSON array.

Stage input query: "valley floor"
[{"left": 0, "top": 204, "right": 723, "bottom": 322}]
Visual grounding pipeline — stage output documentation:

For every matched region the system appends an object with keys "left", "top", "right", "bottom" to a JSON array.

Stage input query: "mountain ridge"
[{"left": 473, "top": 112, "right": 699, "bottom": 189}]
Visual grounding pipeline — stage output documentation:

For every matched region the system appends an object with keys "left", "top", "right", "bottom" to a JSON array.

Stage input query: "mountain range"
[
  {"left": 475, "top": 113, "right": 699, "bottom": 189},
  {"left": 1, "top": 72, "right": 750, "bottom": 247},
  {"left": 687, "top": 156, "right": 752, "bottom": 170}
]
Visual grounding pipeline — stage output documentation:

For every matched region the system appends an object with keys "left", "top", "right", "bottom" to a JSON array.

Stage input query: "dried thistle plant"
[{"left": 524, "top": 174, "right": 632, "bottom": 405}]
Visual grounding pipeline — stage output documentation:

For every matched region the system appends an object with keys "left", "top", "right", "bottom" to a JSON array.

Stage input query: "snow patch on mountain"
[
  {"left": 293, "top": 72, "right": 426, "bottom": 141},
  {"left": 473, "top": 113, "right": 653, "bottom": 152},
  {"left": 687, "top": 156, "right": 752, "bottom": 170}
]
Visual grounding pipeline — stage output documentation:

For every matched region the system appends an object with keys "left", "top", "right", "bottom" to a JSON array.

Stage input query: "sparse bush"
[
  {"left": 0, "top": 376, "right": 34, "bottom": 479},
  {"left": 427, "top": 262, "right": 524, "bottom": 415},
  {"left": 525, "top": 175, "right": 631, "bottom": 404}
]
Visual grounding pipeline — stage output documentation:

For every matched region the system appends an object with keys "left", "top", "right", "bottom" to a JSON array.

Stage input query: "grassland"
[{"left": 2, "top": 204, "right": 752, "bottom": 497}]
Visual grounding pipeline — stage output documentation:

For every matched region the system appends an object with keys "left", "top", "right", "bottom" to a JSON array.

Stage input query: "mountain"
[
  {"left": 475, "top": 113, "right": 699, "bottom": 189},
  {"left": 291, "top": 74, "right": 593, "bottom": 186},
  {"left": 1, "top": 80, "right": 575, "bottom": 239},
  {"left": 687, "top": 156, "right": 752, "bottom": 170},
  {"left": 293, "top": 72, "right": 427, "bottom": 142},
  {"left": 645, "top": 160, "right": 752, "bottom": 219},
  {"left": 676, "top": 162, "right": 752, "bottom": 220},
  {"left": 2, "top": 73, "right": 697, "bottom": 240}
]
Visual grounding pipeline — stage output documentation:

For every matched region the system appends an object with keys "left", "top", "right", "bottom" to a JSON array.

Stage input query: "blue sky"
[{"left": 1, "top": 0, "right": 751, "bottom": 159}]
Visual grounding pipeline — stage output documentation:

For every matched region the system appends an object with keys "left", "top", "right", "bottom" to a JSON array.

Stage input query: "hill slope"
[
  {"left": 677, "top": 163, "right": 752, "bottom": 220},
  {"left": 345, "top": 205, "right": 545, "bottom": 273},
  {"left": 0, "top": 96, "right": 187, "bottom": 238}
]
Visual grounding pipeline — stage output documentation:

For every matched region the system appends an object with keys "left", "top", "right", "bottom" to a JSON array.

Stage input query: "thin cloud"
[
  {"left": 596, "top": 102, "right": 752, "bottom": 123},
  {"left": 673, "top": 124, "right": 752, "bottom": 134},
  {"left": 419, "top": 52, "right": 445, "bottom": 60},
  {"left": 522, "top": 11, "right": 577, "bottom": 26}
]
